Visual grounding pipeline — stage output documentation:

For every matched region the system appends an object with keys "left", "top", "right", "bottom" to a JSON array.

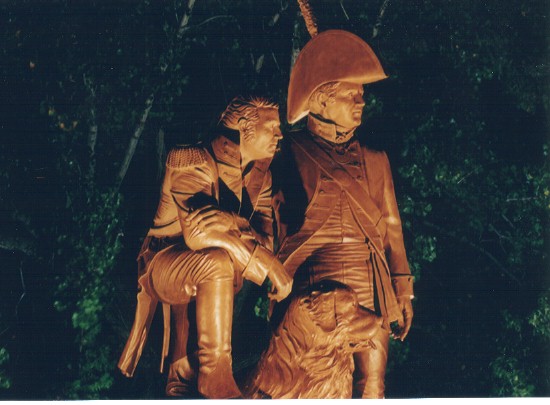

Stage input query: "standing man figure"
[
  {"left": 272, "top": 30, "right": 414, "bottom": 398},
  {"left": 118, "top": 96, "right": 292, "bottom": 399}
]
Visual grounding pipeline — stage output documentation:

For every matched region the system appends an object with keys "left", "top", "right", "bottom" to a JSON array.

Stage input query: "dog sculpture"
[{"left": 243, "top": 280, "right": 382, "bottom": 399}]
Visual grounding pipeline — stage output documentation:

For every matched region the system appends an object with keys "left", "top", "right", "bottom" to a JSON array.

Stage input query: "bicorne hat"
[{"left": 287, "top": 30, "right": 387, "bottom": 124}]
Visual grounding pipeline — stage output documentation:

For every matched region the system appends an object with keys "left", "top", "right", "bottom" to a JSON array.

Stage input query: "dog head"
[
  {"left": 294, "top": 280, "right": 382, "bottom": 352},
  {"left": 247, "top": 280, "right": 383, "bottom": 399}
]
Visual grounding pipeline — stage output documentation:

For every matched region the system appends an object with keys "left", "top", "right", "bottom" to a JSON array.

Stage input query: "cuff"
[
  {"left": 241, "top": 243, "right": 271, "bottom": 286},
  {"left": 391, "top": 273, "right": 414, "bottom": 297}
]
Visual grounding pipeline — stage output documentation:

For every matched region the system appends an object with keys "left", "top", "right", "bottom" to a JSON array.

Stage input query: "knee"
[{"left": 200, "top": 248, "right": 234, "bottom": 282}]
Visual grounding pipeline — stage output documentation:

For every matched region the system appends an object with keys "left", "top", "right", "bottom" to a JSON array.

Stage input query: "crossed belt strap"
[
  {"left": 289, "top": 133, "right": 385, "bottom": 252},
  {"left": 288, "top": 133, "right": 402, "bottom": 323}
]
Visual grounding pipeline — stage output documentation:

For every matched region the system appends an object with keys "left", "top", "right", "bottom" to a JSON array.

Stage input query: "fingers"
[
  {"left": 184, "top": 205, "right": 217, "bottom": 225},
  {"left": 390, "top": 320, "right": 403, "bottom": 341},
  {"left": 267, "top": 291, "right": 282, "bottom": 302},
  {"left": 184, "top": 205, "right": 231, "bottom": 232},
  {"left": 400, "top": 304, "right": 414, "bottom": 341},
  {"left": 268, "top": 279, "right": 292, "bottom": 302},
  {"left": 269, "top": 287, "right": 291, "bottom": 302},
  {"left": 189, "top": 227, "right": 201, "bottom": 238},
  {"left": 393, "top": 301, "right": 413, "bottom": 341},
  {"left": 195, "top": 214, "right": 223, "bottom": 230}
]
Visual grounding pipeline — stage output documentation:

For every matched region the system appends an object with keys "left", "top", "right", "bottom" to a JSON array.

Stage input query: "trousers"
[
  {"left": 119, "top": 243, "right": 242, "bottom": 398},
  {"left": 292, "top": 242, "right": 388, "bottom": 398}
]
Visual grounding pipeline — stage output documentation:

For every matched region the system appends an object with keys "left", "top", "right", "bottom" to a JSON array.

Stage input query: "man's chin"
[
  {"left": 263, "top": 151, "right": 277, "bottom": 160},
  {"left": 352, "top": 115, "right": 363, "bottom": 125},
  {"left": 341, "top": 120, "right": 362, "bottom": 132}
]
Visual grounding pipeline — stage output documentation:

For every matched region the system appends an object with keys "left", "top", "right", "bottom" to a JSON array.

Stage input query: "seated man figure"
[{"left": 118, "top": 96, "right": 292, "bottom": 399}]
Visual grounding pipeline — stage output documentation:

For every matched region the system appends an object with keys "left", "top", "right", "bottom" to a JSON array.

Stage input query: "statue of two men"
[{"left": 119, "top": 29, "right": 414, "bottom": 399}]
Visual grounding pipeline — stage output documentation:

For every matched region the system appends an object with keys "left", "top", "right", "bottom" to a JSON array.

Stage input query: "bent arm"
[{"left": 168, "top": 149, "right": 283, "bottom": 290}]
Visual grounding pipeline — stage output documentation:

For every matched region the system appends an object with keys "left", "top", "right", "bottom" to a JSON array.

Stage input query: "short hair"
[
  {"left": 308, "top": 81, "right": 341, "bottom": 107},
  {"left": 219, "top": 96, "right": 279, "bottom": 134}
]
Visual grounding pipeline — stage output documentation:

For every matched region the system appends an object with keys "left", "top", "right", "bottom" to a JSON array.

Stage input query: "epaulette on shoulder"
[{"left": 166, "top": 144, "right": 208, "bottom": 169}]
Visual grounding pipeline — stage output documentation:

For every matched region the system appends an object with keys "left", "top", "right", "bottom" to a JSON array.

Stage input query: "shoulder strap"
[
  {"left": 289, "top": 133, "right": 404, "bottom": 323},
  {"left": 289, "top": 133, "right": 381, "bottom": 224}
]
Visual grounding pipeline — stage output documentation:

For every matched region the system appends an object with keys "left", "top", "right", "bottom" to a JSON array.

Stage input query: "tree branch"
[
  {"left": 255, "top": 54, "right": 265, "bottom": 73},
  {"left": 271, "top": 51, "right": 281, "bottom": 72},
  {"left": 268, "top": 1, "right": 288, "bottom": 27},
  {"left": 83, "top": 74, "right": 98, "bottom": 179},
  {"left": 340, "top": 1, "right": 350, "bottom": 20},
  {"left": 177, "top": 0, "right": 196, "bottom": 39},
  {"left": 290, "top": 11, "right": 302, "bottom": 71},
  {"left": 372, "top": 0, "right": 390, "bottom": 39},
  {"left": 114, "top": 93, "right": 154, "bottom": 190},
  {"left": 156, "top": 128, "right": 166, "bottom": 180},
  {"left": 114, "top": 1, "right": 197, "bottom": 190},
  {"left": 254, "top": 2, "right": 289, "bottom": 75},
  {"left": 16, "top": 260, "right": 26, "bottom": 320}
]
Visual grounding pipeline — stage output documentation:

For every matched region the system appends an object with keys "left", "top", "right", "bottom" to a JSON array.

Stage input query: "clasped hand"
[
  {"left": 267, "top": 259, "right": 293, "bottom": 302},
  {"left": 184, "top": 205, "right": 239, "bottom": 237},
  {"left": 183, "top": 204, "right": 292, "bottom": 302}
]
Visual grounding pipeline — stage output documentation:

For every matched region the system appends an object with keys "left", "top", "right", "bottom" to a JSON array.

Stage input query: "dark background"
[{"left": 0, "top": 0, "right": 548, "bottom": 399}]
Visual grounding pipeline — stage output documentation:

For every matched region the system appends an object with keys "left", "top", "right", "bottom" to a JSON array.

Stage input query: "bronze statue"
[
  {"left": 272, "top": 30, "right": 414, "bottom": 398},
  {"left": 245, "top": 280, "right": 381, "bottom": 399},
  {"left": 118, "top": 96, "right": 292, "bottom": 399}
]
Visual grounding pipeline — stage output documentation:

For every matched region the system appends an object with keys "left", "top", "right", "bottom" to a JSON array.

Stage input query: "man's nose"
[
  {"left": 354, "top": 94, "right": 366, "bottom": 107},
  {"left": 274, "top": 128, "right": 283, "bottom": 140}
]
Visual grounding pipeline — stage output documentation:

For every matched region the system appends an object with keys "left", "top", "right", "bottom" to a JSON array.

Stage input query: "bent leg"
[
  {"left": 149, "top": 245, "right": 241, "bottom": 398},
  {"left": 352, "top": 326, "right": 390, "bottom": 398}
]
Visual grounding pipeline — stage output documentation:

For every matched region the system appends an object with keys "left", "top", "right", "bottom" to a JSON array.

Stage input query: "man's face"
[
  {"left": 241, "top": 107, "right": 282, "bottom": 162},
  {"left": 321, "top": 82, "right": 365, "bottom": 131}
]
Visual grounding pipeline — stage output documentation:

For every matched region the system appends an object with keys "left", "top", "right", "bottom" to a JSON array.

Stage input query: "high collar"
[{"left": 307, "top": 114, "right": 356, "bottom": 144}]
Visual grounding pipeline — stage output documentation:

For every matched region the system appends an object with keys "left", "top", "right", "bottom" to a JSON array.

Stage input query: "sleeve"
[
  {"left": 380, "top": 151, "right": 414, "bottom": 298},
  {"left": 247, "top": 170, "right": 274, "bottom": 251},
  {"left": 166, "top": 146, "right": 218, "bottom": 250},
  {"left": 230, "top": 170, "right": 275, "bottom": 285}
]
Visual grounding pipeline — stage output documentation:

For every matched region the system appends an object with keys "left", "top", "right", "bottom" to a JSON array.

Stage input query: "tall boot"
[
  {"left": 166, "top": 304, "right": 198, "bottom": 397},
  {"left": 195, "top": 280, "right": 242, "bottom": 399},
  {"left": 352, "top": 326, "right": 389, "bottom": 398}
]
